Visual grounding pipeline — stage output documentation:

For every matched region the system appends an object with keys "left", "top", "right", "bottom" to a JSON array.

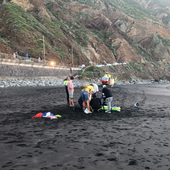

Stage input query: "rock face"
[
  {"left": 136, "top": 0, "right": 170, "bottom": 26},
  {"left": 11, "top": 0, "right": 50, "bottom": 19},
  {"left": 0, "top": 0, "right": 170, "bottom": 66}
]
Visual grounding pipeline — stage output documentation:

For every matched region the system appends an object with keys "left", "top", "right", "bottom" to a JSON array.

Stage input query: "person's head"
[
  {"left": 81, "top": 82, "right": 90, "bottom": 89},
  {"left": 103, "top": 85, "right": 106, "bottom": 88},
  {"left": 90, "top": 83, "right": 95, "bottom": 87},
  {"left": 70, "top": 76, "right": 74, "bottom": 80},
  {"left": 67, "top": 76, "right": 70, "bottom": 80},
  {"left": 92, "top": 93, "right": 96, "bottom": 99}
]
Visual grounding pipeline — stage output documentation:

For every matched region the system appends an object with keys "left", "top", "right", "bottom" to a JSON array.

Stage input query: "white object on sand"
[{"left": 134, "top": 103, "right": 139, "bottom": 107}]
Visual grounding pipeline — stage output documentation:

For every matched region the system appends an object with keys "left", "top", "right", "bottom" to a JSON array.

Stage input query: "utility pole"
[
  {"left": 72, "top": 45, "right": 73, "bottom": 66},
  {"left": 43, "top": 35, "right": 45, "bottom": 63}
]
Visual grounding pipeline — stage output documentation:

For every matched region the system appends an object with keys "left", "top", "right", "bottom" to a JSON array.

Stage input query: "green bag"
[{"left": 101, "top": 106, "right": 121, "bottom": 112}]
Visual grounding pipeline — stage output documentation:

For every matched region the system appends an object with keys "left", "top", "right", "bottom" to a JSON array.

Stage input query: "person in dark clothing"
[
  {"left": 73, "top": 96, "right": 83, "bottom": 110},
  {"left": 102, "top": 85, "right": 113, "bottom": 113},
  {"left": 90, "top": 94, "right": 102, "bottom": 112},
  {"left": 78, "top": 96, "right": 83, "bottom": 109},
  {"left": 63, "top": 77, "right": 70, "bottom": 104}
]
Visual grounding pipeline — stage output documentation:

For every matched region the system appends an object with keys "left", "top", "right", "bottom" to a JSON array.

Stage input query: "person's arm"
[
  {"left": 96, "top": 85, "right": 99, "bottom": 92},
  {"left": 70, "top": 81, "right": 73, "bottom": 90},
  {"left": 67, "top": 81, "right": 71, "bottom": 91},
  {"left": 90, "top": 100, "right": 94, "bottom": 112},
  {"left": 102, "top": 89, "right": 106, "bottom": 98},
  {"left": 99, "top": 99, "right": 101, "bottom": 106}
]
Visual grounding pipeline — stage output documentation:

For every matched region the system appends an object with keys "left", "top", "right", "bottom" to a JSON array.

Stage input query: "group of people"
[{"left": 64, "top": 76, "right": 113, "bottom": 114}]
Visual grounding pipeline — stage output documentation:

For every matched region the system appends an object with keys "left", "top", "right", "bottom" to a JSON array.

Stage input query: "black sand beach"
[{"left": 1, "top": 83, "right": 170, "bottom": 170}]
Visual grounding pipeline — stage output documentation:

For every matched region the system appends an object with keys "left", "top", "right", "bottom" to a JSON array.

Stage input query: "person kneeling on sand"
[
  {"left": 90, "top": 94, "right": 102, "bottom": 112},
  {"left": 73, "top": 96, "right": 83, "bottom": 111},
  {"left": 67, "top": 76, "right": 75, "bottom": 107}
]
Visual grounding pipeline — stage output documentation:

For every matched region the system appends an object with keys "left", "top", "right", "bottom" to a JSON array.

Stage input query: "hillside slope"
[
  {"left": 136, "top": 0, "right": 170, "bottom": 26},
  {"left": 0, "top": 0, "right": 170, "bottom": 68}
]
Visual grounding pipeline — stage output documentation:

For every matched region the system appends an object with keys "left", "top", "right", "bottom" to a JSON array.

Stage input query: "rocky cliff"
[
  {"left": 0, "top": 0, "right": 170, "bottom": 68},
  {"left": 136, "top": 0, "right": 170, "bottom": 26}
]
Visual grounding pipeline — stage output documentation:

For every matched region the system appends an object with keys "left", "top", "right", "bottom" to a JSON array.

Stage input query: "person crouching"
[
  {"left": 81, "top": 82, "right": 92, "bottom": 114},
  {"left": 90, "top": 94, "right": 102, "bottom": 112}
]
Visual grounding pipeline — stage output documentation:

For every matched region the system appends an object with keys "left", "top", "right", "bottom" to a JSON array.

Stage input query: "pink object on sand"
[{"left": 47, "top": 116, "right": 57, "bottom": 119}]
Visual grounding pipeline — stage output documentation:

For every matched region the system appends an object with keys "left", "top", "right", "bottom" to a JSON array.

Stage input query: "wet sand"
[{"left": 1, "top": 83, "right": 170, "bottom": 170}]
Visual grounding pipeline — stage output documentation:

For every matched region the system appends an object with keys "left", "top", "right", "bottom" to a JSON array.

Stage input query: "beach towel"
[
  {"left": 32, "top": 113, "right": 43, "bottom": 118},
  {"left": 43, "top": 112, "right": 57, "bottom": 119}
]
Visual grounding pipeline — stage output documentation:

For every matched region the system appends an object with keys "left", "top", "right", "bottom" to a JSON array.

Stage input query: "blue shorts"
[{"left": 81, "top": 90, "right": 89, "bottom": 101}]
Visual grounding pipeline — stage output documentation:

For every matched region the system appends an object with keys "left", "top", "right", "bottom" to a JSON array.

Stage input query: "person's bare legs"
[
  {"left": 69, "top": 98, "right": 74, "bottom": 107},
  {"left": 82, "top": 101, "right": 86, "bottom": 110},
  {"left": 86, "top": 100, "right": 92, "bottom": 113},
  {"left": 71, "top": 98, "right": 74, "bottom": 106},
  {"left": 69, "top": 98, "right": 71, "bottom": 106}
]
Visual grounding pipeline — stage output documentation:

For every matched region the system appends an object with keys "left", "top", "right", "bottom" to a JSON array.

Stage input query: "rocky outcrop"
[
  {"left": 136, "top": 0, "right": 170, "bottom": 26},
  {"left": 11, "top": 0, "right": 33, "bottom": 10},
  {"left": 10, "top": 0, "right": 51, "bottom": 19}
]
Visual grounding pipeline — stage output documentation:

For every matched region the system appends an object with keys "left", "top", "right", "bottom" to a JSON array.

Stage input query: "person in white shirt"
[{"left": 91, "top": 83, "right": 99, "bottom": 96}]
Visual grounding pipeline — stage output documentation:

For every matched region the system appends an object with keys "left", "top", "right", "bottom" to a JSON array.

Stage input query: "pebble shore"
[
  {"left": 0, "top": 77, "right": 169, "bottom": 88},
  {"left": 0, "top": 77, "right": 100, "bottom": 88}
]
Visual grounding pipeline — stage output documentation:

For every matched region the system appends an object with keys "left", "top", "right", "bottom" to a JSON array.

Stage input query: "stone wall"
[{"left": 0, "top": 59, "right": 81, "bottom": 79}]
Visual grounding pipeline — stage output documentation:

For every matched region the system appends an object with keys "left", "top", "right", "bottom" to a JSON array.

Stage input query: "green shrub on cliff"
[
  {"left": 73, "top": 0, "right": 99, "bottom": 8},
  {"left": 135, "top": 63, "right": 143, "bottom": 72},
  {"left": 0, "top": 37, "right": 9, "bottom": 46},
  {"left": 100, "top": 0, "right": 156, "bottom": 22},
  {"left": 5, "top": 3, "right": 43, "bottom": 33},
  {"left": 79, "top": 66, "right": 102, "bottom": 79},
  {"left": 157, "top": 34, "right": 170, "bottom": 46}
]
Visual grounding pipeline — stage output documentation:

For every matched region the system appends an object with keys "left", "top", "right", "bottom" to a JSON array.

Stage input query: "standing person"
[
  {"left": 15, "top": 52, "right": 18, "bottom": 58},
  {"left": 102, "top": 85, "right": 113, "bottom": 113},
  {"left": 64, "top": 77, "right": 70, "bottom": 105},
  {"left": 67, "top": 76, "right": 75, "bottom": 107},
  {"left": 29, "top": 55, "right": 31, "bottom": 61},
  {"left": 91, "top": 83, "right": 99, "bottom": 96},
  {"left": 26, "top": 53, "right": 29, "bottom": 60},
  {"left": 90, "top": 94, "right": 102, "bottom": 112},
  {"left": 13, "top": 52, "right": 16, "bottom": 58}
]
